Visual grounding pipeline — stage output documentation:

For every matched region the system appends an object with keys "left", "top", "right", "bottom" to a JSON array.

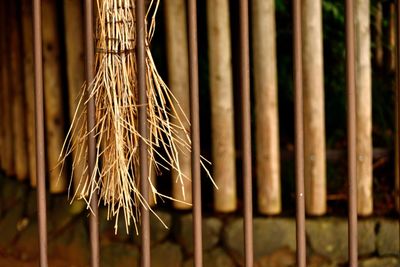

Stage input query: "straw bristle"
[{"left": 59, "top": 0, "right": 212, "bottom": 234}]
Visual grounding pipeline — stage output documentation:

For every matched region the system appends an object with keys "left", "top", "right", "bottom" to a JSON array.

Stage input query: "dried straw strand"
[{"left": 60, "top": 0, "right": 212, "bottom": 234}]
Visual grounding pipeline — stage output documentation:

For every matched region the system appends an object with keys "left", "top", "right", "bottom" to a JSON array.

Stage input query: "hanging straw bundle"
[{"left": 60, "top": 0, "right": 213, "bottom": 234}]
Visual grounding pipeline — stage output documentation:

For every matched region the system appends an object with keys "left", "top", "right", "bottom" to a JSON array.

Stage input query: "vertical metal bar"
[
  {"left": 396, "top": 0, "right": 400, "bottom": 254},
  {"left": 239, "top": 1, "right": 254, "bottom": 267},
  {"left": 187, "top": 0, "right": 203, "bottom": 266},
  {"left": 345, "top": 0, "right": 358, "bottom": 266},
  {"left": 136, "top": 1, "right": 151, "bottom": 267},
  {"left": 33, "top": 0, "right": 48, "bottom": 266},
  {"left": 84, "top": 1, "right": 100, "bottom": 267},
  {"left": 292, "top": 0, "right": 306, "bottom": 266},
  {"left": 0, "top": 0, "right": 5, "bottom": 171}
]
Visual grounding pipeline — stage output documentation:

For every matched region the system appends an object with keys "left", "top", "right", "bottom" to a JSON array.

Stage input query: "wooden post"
[
  {"left": 164, "top": 0, "right": 192, "bottom": 209},
  {"left": 10, "top": 0, "right": 29, "bottom": 181},
  {"left": 42, "top": 0, "right": 67, "bottom": 193},
  {"left": 63, "top": 0, "right": 87, "bottom": 194},
  {"left": 391, "top": 1, "right": 399, "bottom": 211},
  {"left": 206, "top": 0, "right": 237, "bottom": 212},
  {"left": 374, "top": 2, "right": 383, "bottom": 68},
  {"left": 0, "top": 2, "right": 14, "bottom": 176},
  {"left": 22, "top": 0, "right": 37, "bottom": 186},
  {"left": 390, "top": 3, "right": 396, "bottom": 73},
  {"left": 355, "top": 0, "right": 373, "bottom": 215},
  {"left": 0, "top": 72, "right": 3, "bottom": 171},
  {"left": 0, "top": 1, "right": 5, "bottom": 171},
  {"left": 302, "top": 0, "right": 326, "bottom": 215},
  {"left": 252, "top": 0, "right": 281, "bottom": 214}
]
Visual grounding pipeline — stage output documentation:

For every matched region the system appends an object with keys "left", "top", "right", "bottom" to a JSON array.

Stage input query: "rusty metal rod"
[
  {"left": 136, "top": 0, "right": 151, "bottom": 267},
  {"left": 345, "top": 0, "right": 358, "bottom": 265},
  {"left": 239, "top": 0, "right": 254, "bottom": 266},
  {"left": 187, "top": 0, "right": 203, "bottom": 266},
  {"left": 396, "top": 0, "right": 400, "bottom": 252},
  {"left": 292, "top": 0, "right": 306, "bottom": 266},
  {"left": 84, "top": 0, "right": 100, "bottom": 266},
  {"left": 33, "top": 0, "right": 48, "bottom": 265}
]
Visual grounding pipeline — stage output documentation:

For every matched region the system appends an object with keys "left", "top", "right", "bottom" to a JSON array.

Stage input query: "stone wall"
[{"left": 0, "top": 176, "right": 399, "bottom": 267}]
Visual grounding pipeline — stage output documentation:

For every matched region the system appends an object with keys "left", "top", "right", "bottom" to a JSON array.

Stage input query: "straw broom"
[{"left": 60, "top": 0, "right": 213, "bottom": 234}]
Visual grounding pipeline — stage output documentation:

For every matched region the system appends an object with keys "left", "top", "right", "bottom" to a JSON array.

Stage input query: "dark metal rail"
[
  {"left": 396, "top": 0, "right": 400, "bottom": 254},
  {"left": 84, "top": 0, "right": 100, "bottom": 266},
  {"left": 136, "top": 0, "right": 151, "bottom": 267},
  {"left": 187, "top": 0, "right": 203, "bottom": 266},
  {"left": 292, "top": 0, "right": 307, "bottom": 266},
  {"left": 33, "top": 0, "right": 48, "bottom": 266},
  {"left": 345, "top": 0, "right": 358, "bottom": 266},
  {"left": 239, "top": 1, "right": 254, "bottom": 267}
]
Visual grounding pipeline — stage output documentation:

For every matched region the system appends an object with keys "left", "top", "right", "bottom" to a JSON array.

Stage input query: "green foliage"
[
  {"left": 323, "top": 1, "right": 344, "bottom": 23},
  {"left": 322, "top": 0, "right": 347, "bottom": 147}
]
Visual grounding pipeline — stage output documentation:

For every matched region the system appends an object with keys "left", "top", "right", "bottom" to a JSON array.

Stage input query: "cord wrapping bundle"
[{"left": 60, "top": 0, "right": 210, "bottom": 234}]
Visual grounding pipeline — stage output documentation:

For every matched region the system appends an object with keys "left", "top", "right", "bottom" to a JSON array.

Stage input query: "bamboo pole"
[
  {"left": 374, "top": 2, "right": 383, "bottom": 68},
  {"left": 10, "top": 0, "right": 29, "bottom": 181},
  {"left": 0, "top": 2, "right": 14, "bottom": 176},
  {"left": 0, "top": 1, "right": 5, "bottom": 171},
  {"left": 42, "top": 0, "right": 67, "bottom": 193},
  {"left": 252, "top": 0, "right": 281, "bottom": 214},
  {"left": 63, "top": 0, "right": 87, "bottom": 194},
  {"left": 302, "top": 0, "right": 326, "bottom": 215},
  {"left": 164, "top": 0, "right": 192, "bottom": 209},
  {"left": 206, "top": 0, "right": 237, "bottom": 212},
  {"left": 355, "top": 0, "right": 373, "bottom": 215},
  {"left": 390, "top": 3, "right": 396, "bottom": 73},
  {"left": 22, "top": 0, "right": 37, "bottom": 186}
]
